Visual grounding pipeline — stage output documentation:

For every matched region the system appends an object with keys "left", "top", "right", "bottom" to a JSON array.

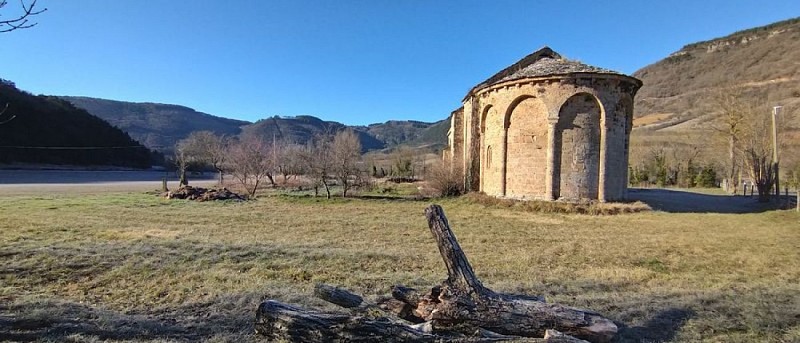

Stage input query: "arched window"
[{"left": 486, "top": 145, "right": 492, "bottom": 169}]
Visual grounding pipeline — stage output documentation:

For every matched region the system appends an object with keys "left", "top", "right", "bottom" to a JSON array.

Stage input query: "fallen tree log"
[
  {"left": 255, "top": 300, "right": 438, "bottom": 342},
  {"left": 386, "top": 205, "right": 617, "bottom": 343},
  {"left": 256, "top": 299, "right": 590, "bottom": 342},
  {"left": 254, "top": 204, "right": 615, "bottom": 342}
]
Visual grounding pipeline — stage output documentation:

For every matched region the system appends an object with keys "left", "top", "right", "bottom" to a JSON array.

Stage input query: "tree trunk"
[
  {"left": 217, "top": 168, "right": 224, "bottom": 185},
  {"left": 322, "top": 179, "right": 331, "bottom": 199},
  {"left": 250, "top": 180, "right": 259, "bottom": 198},
  {"left": 179, "top": 169, "right": 188, "bottom": 186},
  {"left": 387, "top": 205, "right": 617, "bottom": 343}
]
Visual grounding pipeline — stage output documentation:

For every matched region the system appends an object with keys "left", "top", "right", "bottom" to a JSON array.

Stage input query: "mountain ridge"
[{"left": 60, "top": 96, "right": 449, "bottom": 153}]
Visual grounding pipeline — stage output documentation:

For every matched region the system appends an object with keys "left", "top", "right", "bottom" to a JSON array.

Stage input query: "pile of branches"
[
  {"left": 164, "top": 186, "right": 245, "bottom": 201},
  {"left": 255, "top": 205, "right": 617, "bottom": 342}
]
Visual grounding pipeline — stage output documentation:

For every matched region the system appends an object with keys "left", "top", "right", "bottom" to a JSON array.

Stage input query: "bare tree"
[
  {"left": 668, "top": 138, "right": 702, "bottom": 187},
  {"left": 299, "top": 133, "right": 334, "bottom": 198},
  {"left": 1, "top": 0, "right": 46, "bottom": 33},
  {"left": 228, "top": 136, "right": 274, "bottom": 198},
  {"left": 179, "top": 131, "right": 229, "bottom": 185},
  {"left": 740, "top": 104, "right": 777, "bottom": 202},
  {"left": 174, "top": 141, "right": 194, "bottom": 187},
  {"left": 331, "top": 129, "right": 362, "bottom": 197},
  {"left": 711, "top": 90, "right": 751, "bottom": 193},
  {"left": 277, "top": 143, "right": 304, "bottom": 183}
]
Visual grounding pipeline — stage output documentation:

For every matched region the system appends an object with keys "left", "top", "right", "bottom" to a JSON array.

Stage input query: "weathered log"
[
  {"left": 255, "top": 300, "right": 438, "bottom": 342},
  {"left": 388, "top": 205, "right": 617, "bottom": 343},
  {"left": 314, "top": 283, "right": 366, "bottom": 309},
  {"left": 256, "top": 299, "right": 592, "bottom": 342}
]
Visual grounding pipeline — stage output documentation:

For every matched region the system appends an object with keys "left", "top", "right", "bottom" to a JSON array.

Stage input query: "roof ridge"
[
  {"left": 476, "top": 46, "right": 560, "bottom": 89},
  {"left": 464, "top": 46, "right": 635, "bottom": 100}
]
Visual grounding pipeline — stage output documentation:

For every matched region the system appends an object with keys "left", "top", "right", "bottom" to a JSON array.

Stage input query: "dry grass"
[
  {"left": 633, "top": 113, "right": 675, "bottom": 128},
  {"left": 464, "top": 193, "right": 652, "bottom": 215},
  {"left": 0, "top": 190, "right": 798, "bottom": 342}
]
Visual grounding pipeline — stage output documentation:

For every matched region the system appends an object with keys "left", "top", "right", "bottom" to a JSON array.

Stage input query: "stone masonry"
[{"left": 444, "top": 47, "right": 641, "bottom": 201}]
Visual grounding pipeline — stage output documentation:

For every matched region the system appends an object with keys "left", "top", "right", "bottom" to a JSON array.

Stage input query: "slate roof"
[{"left": 468, "top": 47, "right": 633, "bottom": 97}]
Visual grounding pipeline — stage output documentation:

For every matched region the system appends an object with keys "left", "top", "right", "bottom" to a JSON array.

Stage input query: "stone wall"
[
  {"left": 555, "top": 93, "right": 600, "bottom": 200},
  {"left": 504, "top": 97, "right": 548, "bottom": 198},
  {"left": 448, "top": 74, "right": 639, "bottom": 202}
]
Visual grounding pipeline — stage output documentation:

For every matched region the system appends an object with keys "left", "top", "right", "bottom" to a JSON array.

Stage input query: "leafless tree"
[
  {"left": 331, "top": 129, "right": 362, "bottom": 197},
  {"left": 174, "top": 141, "right": 195, "bottom": 187},
  {"left": 179, "top": 131, "right": 229, "bottom": 185},
  {"left": 668, "top": 137, "right": 702, "bottom": 187},
  {"left": 711, "top": 90, "right": 752, "bottom": 193},
  {"left": 227, "top": 136, "right": 274, "bottom": 198},
  {"left": 299, "top": 133, "right": 334, "bottom": 198},
  {"left": 740, "top": 104, "right": 777, "bottom": 202},
  {"left": 1, "top": 0, "right": 47, "bottom": 33},
  {"left": 277, "top": 143, "right": 305, "bottom": 183}
]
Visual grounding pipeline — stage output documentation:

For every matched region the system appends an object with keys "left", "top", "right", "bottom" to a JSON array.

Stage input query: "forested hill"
[
  {"left": 63, "top": 96, "right": 449, "bottom": 153},
  {"left": 240, "top": 116, "right": 449, "bottom": 152},
  {"left": 0, "top": 80, "right": 154, "bottom": 168},
  {"left": 633, "top": 17, "right": 800, "bottom": 131},
  {"left": 61, "top": 96, "right": 250, "bottom": 153}
]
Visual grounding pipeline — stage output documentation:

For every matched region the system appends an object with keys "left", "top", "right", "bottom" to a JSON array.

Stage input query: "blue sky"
[{"left": 1, "top": 1, "right": 798, "bottom": 125}]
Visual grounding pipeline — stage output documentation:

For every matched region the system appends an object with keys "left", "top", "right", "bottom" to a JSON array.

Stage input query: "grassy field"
[{"left": 0, "top": 188, "right": 798, "bottom": 342}]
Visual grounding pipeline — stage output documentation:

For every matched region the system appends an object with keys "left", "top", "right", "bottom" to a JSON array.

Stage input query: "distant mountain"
[
  {"left": 63, "top": 96, "right": 449, "bottom": 153},
  {"left": 61, "top": 96, "right": 250, "bottom": 153},
  {"left": 633, "top": 17, "right": 800, "bottom": 131},
  {"left": 362, "top": 119, "right": 449, "bottom": 150},
  {"left": 241, "top": 115, "right": 386, "bottom": 151},
  {"left": 242, "top": 115, "right": 448, "bottom": 152},
  {"left": 0, "top": 80, "right": 153, "bottom": 168}
]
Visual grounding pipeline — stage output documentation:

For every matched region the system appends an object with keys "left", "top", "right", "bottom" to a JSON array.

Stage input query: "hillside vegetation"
[
  {"left": 633, "top": 18, "right": 800, "bottom": 136},
  {"left": 61, "top": 96, "right": 250, "bottom": 153},
  {"left": 0, "top": 80, "right": 153, "bottom": 168},
  {"left": 631, "top": 17, "right": 800, "bottom": 180},
  {"left": 63, "top": 96, "right": 448, "bottom": 153},
  {"left": 634, "top": 17, "right": 800, "bottom": 128}
]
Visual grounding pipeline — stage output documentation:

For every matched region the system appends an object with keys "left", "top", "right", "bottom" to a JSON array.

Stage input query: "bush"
[
  {"left": 694, "top": 166, "right": 717, "bottom": 188},
  {"left": 425, "top": 162, "right": 464, "bottom": 197}
]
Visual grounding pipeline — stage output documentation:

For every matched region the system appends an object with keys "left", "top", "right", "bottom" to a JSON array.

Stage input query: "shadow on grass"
[
  {"left": 0, "top": 297, "right": 254, "bottom": 342},
  {"left": 614, "top": 308, "right": 695, "bottom": 342},
  {"left": 628, "top": 188, "right": 776, "bottom": 214}
]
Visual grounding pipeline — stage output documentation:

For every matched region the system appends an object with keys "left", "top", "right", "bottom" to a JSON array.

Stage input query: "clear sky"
[{"left": 1, "top": 1, "right": 798, "bottom": 125}]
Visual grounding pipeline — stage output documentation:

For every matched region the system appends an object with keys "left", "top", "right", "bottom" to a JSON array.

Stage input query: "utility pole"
[{"left": 772, "top": 106, "right": 781, "bottom": 200}]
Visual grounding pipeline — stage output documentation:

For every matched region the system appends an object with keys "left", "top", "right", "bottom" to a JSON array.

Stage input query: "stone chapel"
[{"left": 444, "top": 47, "right": 642, "bottom": 201}]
